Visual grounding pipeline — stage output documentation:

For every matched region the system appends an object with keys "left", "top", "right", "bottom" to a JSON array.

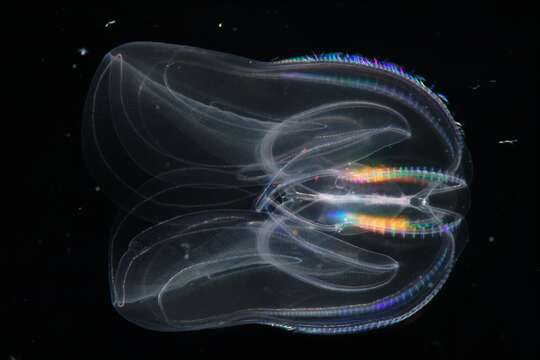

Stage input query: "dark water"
[{"left": 10, "top": 3, "right": 536, "bottom": 359}]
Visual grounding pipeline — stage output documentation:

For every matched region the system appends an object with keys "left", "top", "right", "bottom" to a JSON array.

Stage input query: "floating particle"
[
  {"left": 78, "top": 47, "right": 88, "bottom": 56},
  {"left": 488, "top": 236, "right": 495, "bottom": 243},
  {"left": 181, "top": 243, "right": 191, "bottom": 260},
  {"left": 498, "top": 139, "right": 518, "bottom": 145},
  {"left": 95, "top": 186, "right": 101, "bottom": 192},
  {"left": 105, "top": 20, "right": 117, "bottom": 28},
  {"left": 72, "top": 64, "right": 77, "bottom": 69},
  {"left": 470, "top": 84, "right": 481, "bottom": 90},
  {"left": 218, "top": 22, "right": 223, "bottom": 28}
]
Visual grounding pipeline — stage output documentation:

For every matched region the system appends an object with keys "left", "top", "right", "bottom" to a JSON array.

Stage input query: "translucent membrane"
[{"left": 83, "top": 42, "right": 471, "bottom": 334}]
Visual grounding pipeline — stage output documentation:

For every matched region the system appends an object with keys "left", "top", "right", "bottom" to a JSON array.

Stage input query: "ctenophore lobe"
[{"left": 82, "top": 42, "right": 471, "bottom": 334}]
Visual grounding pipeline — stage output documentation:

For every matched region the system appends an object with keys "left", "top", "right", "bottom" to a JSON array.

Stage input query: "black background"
[{"left": 10, "top": 3, "right": 536, "bottom": 359}]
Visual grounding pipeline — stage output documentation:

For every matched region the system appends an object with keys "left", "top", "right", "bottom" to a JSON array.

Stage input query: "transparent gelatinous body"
[{"left": 83, "top": 42, "right": 471, "bottom": 334}]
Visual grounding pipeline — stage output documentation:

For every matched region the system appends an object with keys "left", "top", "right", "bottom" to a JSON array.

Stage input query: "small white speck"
[
  {"left": 78, "top": 47, "right": 88, "bottom": 56},
  {"left": 232, "top": 26, "right": 238, "bottom": 32},
  {"left": 72, "top": 64, "right": 77, "bottom": 69},
  {"left": 489, "top": 79, "right": 497, "bottom": 83},
  {"left": 218, "top": 22, "right": 223, "bottom": 28},
  {"left": 498, "top": 139, "right": 518, "bottom": 145},
  {"left": 95, "top": 186, "right": 101, "bottom": 192},
  {"left": 65, "top": 132, "right": 71, "bottom": 138},
  {"left": 470, "top": 84, "right": 481, "bottom": 90},
  {"left": 105, "top": 20, "right": 116, "bottom": 28},
  {"left": 77, "top": 207, "right": 82, "bottom": 211},
  {"left": 181, "top": 243, "right": 191, "bottom": 260},
  {"left": 488, "top": 236, "right": 495, "bottom": 243}
]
